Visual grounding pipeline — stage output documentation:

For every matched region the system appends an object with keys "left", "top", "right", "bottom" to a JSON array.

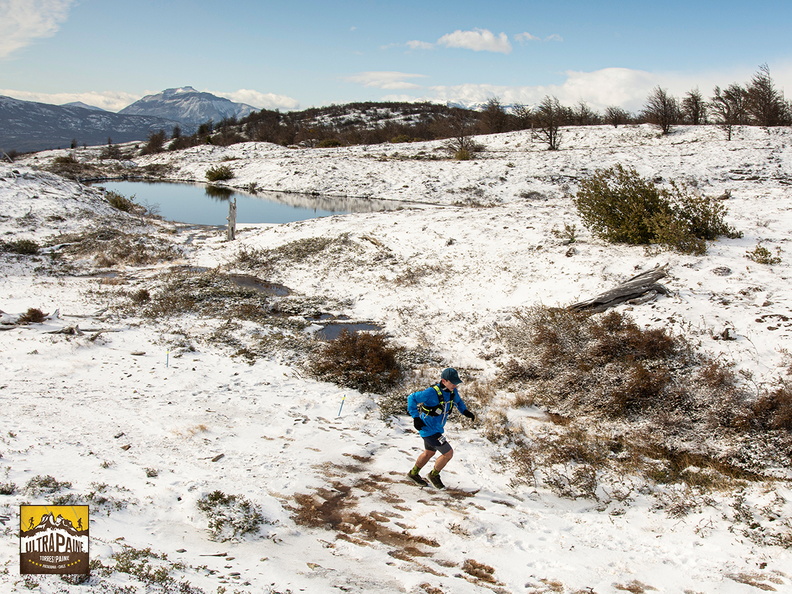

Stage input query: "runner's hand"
[{"left": 413, "top": 417, "right": 425, "bottom": 430}]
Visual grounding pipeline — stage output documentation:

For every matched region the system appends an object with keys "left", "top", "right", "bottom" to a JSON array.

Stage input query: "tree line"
[{"left": 137, "top": 64, "right": 788, "bottom": 155}]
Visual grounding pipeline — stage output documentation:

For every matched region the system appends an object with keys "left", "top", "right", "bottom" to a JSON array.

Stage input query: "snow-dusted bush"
[
  {"left": 196, "top": 490, "right": 264, "bottom": 542},
  {"left": 24, "top": 475, "right": 72, "bottom": 496}
]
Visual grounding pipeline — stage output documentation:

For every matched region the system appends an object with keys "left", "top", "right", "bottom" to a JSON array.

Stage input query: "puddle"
[
  {"left": 169, "top": 265, "right": 211, "bottom": 274},
  {"left": 79, "top": 270, "right": 120, "bottom": 279},
  {"left": 228, "top": 274, "right": 291, "bottom": 296},
  {"left": 316, "top": 322, "right": 382, "bottom": 340}
]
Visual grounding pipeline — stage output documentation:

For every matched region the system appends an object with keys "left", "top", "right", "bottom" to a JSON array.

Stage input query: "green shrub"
[
  {"left": 746, "top": 244, "right": 781, "bottom": 265},
  {"left": 454, "top": 148, "right": 472, "bottom": 161},
  {"left": 309, "top": 330, "right": 404, "bottom": 394},
  {"left": 106, "top": 191, "right": 137, "bottom": 212},
  {"left": 205, "top": 165, "right": 234, "bottom": 182},
  {"left": 574, "top": 165, "right": 669, "bottom": 244},
  {"left": 317, "top": 138, "right": 342, "bottom": 148},
  {"left": 574, "top": 165, "right": 739, "bottom": 254},
  {"left": 52, "top": 155, "right": 79, "bottom": 166},
  {"left": 196, "top": 490, "right": 264, "bottom": 541},
  {"left": 24, "top": 475, "right": 72, "bottom": 496},
  {"left": 47, "top": 154, "right": 100, "bottom": 180}
]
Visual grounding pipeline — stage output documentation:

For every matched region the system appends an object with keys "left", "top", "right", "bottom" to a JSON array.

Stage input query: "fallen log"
[{"left": 569, "top": 264, "right": 669, "bottom": 313}]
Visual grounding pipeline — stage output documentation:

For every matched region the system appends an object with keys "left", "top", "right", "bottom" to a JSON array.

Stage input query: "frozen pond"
[{"left": 97, "top": 180, "right": 412, "bottom": 225}]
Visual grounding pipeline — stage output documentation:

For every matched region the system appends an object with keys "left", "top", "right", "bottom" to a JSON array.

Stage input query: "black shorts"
[{"left": 422, "top": 433, "right": 452, "bottom": 454}]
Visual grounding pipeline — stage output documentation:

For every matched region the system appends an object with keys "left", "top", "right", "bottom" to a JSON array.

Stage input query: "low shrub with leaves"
[
  {"left": 309, "top": 330, "right": 404, "bottom": 394},
  {"left": 24, "top": 475, "right": 72, "bottom": 496},
  {"left": 47, "top": 154, "right": 100, "bottom": 180},
  {"left": 196, "top": 490, "right": 264, "bottom": 541},
  {"left": 574, "top": 165, "right": 740, "bottom": 254},
  {"left": 105, "top": 190, "right": 149, "bottom": 215},
  {"left": 746, "top": 244, "right": 782, "bottom": 265},
  {"left": 205, "top": 164, "right": 234, "bottom": 182},
  {"left": 89, "top": 544, "right": 201, "bottom": 591}
]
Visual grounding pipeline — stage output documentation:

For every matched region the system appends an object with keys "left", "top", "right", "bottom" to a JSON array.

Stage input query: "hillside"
[
  {"left": 0, "top": 95, "right": 183, "bottom": 154},
  {"left": 2, "top": 125, "right": 792, "bottom": 593}
]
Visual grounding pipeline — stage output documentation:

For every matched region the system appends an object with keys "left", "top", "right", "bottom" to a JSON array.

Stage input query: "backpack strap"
[{"left": 419, "top": 384, "right": 454, "bottom": 416}]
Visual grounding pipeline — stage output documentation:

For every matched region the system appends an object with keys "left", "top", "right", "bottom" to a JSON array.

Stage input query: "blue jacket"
[{"left": 407, "top": 384, "right": 469, "bottom": 437}]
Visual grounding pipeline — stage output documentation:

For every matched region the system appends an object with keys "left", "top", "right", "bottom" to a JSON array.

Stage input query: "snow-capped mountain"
[
  {"left": 118, "top": 86, "right": 257, "bottom": 126},
  {"left": 0, "top": 95, "right": 182, "bottom": 153}
]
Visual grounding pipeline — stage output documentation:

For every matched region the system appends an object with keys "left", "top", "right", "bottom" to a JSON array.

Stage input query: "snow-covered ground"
[{"left": 2, "top": 125, "right": 792, "bottom": 592}]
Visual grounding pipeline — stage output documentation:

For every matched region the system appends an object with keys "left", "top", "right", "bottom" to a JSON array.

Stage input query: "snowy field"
[{"left": 2, "top": 124, "right": 792, "bottom": 592}]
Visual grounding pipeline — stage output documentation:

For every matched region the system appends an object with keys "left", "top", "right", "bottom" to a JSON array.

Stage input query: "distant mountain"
[
  {"left": 119, "top": 86, "right": 257, "bottom": 127},
  {"left": 0, "top": 95, "right": 183, "bottom": 153},
  {"left": 62, "top": 101, "right": 106, "bottom": 112}
]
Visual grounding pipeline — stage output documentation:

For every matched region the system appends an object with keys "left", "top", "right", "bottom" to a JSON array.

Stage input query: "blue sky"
[{"left": 2, "top": 0, "right": 791, "bottom": 113}]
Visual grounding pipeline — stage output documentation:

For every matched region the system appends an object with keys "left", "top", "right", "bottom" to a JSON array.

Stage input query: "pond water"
[{"left": 97, "top": 180, "right": 410, "bottom": 225}]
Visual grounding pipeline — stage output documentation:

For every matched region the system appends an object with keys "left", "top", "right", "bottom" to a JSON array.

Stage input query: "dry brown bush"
[
  {"left": 749, "top": 384, "right": 792, "bottom": 430},
  {"left": 496, "top": 306, "right": 693, "bottom": 419},
  {"left": 308, "top": 330, "right": 404, "bottom": 394},
  {"left": 494, "top": 304, "right": 791, "bottom": 478},
  {"left": 461, "top": 559, "right": 498, "bottom": 583},
  {"left": 18, "top": 308, "right": 46, "bottom": 324}
]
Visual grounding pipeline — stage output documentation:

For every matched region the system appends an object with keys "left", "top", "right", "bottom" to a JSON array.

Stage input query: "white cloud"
[
  {"left": 345, "top": 71, "right": 428, "bottom": 90},
  {"left": 0, "top": 0, "right": 76, "bottom": 59},
  {"left": 416, "top": 65, "right": 790, "bottom": 112},
  {"left": 437, "top": 29, "right": 512, "bottom": 54},
  {"left": 0, "top": 88, "right": 141, "bottom": 111},
  {"left": 406, "top": 40, "right": 434, "bottom": 50},
  {"left": 514, "top": 32, "right": 540, "bottom": 43},
  {"left": 545, "top": 34, "right": 564, "bottom": 42},
  {"left": 213, "top": 89, "right": 300, "bottom": 110}
]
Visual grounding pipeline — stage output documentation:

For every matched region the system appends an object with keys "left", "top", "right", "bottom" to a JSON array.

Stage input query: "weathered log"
[{"left": 569, "top": 264, "right": 669, "bottom": 312}]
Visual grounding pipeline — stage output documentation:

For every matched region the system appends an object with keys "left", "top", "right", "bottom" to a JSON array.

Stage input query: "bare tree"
[
  {"left": 480, "top": 97, "right": 509, "bottom": 134},
  {"left": 438, "top": 108, "right": 482, "bottom": 158},
  {"left": 710, "top": 84, "right": 747, "bottom": 140},
  {"left": 571, "top": 101, "right": 601, "bottom": 126},
  {"left": 604, "top": 106, "right": 630, "bottom": 128},
  {"left": 642, "top": 87, "right": 680, "bottom": 134},
  {"left": 535, "top": 95, "right": 564, "bottom": 150},
  {"left": 746, "top": 64, "right": 787, "bottom": 127},
  {"left": 682, "top": 88, "right": 707, "bottom": 125},
  {"left": 511, "top": 103, "right": 532, "bottom": 130}
]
